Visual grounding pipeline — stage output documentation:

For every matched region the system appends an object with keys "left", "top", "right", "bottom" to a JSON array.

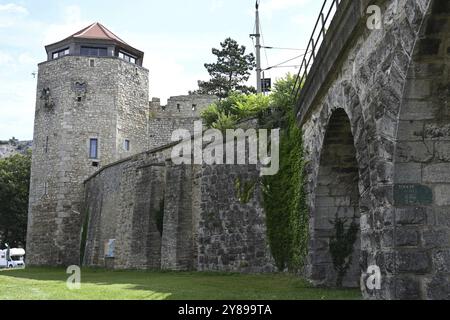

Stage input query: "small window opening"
[
  {"left": 77, "top": 97, "right": 82, "bottom": 102},
  {"left": 44, "top": 136, "right": 48, "bottom": 153},
  {"left": 89, "top": 138, "right": 98, "bottom": 159},
  {"left": 52, "top": 48, "right": 69, "bottom": 60},
  {"left": 192, "top": 104, "right": 197, "bottom": 111},
  {"left": 90, "top": 59, "right": 95, "bottom": 67},
  {"left": 177, "top": 104, "right": 181, "bottom": 112},
  {"left": 124, "top": 139, "right": 130, "bottom": 152}
]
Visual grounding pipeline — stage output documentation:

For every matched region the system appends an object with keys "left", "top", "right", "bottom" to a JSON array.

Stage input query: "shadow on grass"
[{"left": 0, "top": 267, "right": 362, "bottom": 300}]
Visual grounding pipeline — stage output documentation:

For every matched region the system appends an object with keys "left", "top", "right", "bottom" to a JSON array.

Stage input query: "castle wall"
[
  {"left": 148, "top": 95, "right": 217, "bottom": 149},
  {"left": 82, "top": 141, "right": 275, "bottom": 273},
  {"left": 196, "top": 164, "right": 275, "bottom": 273}
]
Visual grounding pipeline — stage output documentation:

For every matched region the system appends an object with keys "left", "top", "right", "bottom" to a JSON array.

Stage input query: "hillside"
[{"left": 0, "top": 139, "right": 32, "bottom": 159}]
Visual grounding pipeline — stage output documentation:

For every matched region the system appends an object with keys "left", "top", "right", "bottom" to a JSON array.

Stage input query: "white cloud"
[
  {"left": 42, "top": 5, "right": 89, "bottom": 46},
  {"left": 0, "top": 3, "right": 28, "bottom": 14},
  {"left": 0, "top": 3, "right": 29, "bottom": 28},
  {"left": 147, "top": 53, "right": 208, "bottom": 105}
]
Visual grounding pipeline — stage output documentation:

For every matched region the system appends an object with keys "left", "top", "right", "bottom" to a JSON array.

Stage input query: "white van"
[{"left": 0, "top": 248, "right": 26, "bottom": 269}]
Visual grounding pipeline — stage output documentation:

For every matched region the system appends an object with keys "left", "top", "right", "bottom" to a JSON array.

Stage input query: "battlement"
[{"left": 150, "top": 95, "right": 217, "bottom": 119}]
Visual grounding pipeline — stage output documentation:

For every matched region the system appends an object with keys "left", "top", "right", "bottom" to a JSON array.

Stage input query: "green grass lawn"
[{"left": 0, "top": 267, "right": 361, "bottom": 300}]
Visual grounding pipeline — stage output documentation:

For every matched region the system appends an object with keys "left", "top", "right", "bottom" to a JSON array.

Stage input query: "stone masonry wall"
[
  {"left": 27, "top": 56, "right": 149, "bottom": 266},
  {"left": 83, "top": 140, "right": 275, "bottom": 273},
  {"left": 300, "top": 0, "right": 449, "bottom": 299},
  {"left": 196, "top": 164, "right": 275, "bottom": 273},
  {"left": 148, "top": 95, "right": 217, "bottom": 149}
]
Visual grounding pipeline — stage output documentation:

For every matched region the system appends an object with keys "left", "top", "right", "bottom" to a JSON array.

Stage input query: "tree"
[
  {"left": 195, "top": 38, "right": 256, "bottom": 99},
  {"left": 0, "top": 150, "right": 31, "bottom": 248}
]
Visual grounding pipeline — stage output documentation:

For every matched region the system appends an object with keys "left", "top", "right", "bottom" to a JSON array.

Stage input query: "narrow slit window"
[
  {"left": 89, "top": 138, "right": 98, "bottom": 159},
  {"left": 124, "top": 139, "right": 130, "bottom": 152}
]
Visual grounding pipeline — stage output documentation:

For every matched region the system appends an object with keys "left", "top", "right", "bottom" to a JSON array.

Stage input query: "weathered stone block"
[
  {"left": 396, "top": 227, "right": 420, "bottom": 247},
  {"left": 397, "top": 250, "right": 431, "bottom": 273},
  {"left": 397, "top": 120, "right": 424, "bottom": 141},
  {"left": 432, "top": 249, "right": 450, "bottom": 273},
  {"left": 422, "top": 228, "right": 450, "bottom": 248},
  {"left": 395, "top": 276, "right": 423, "bottom": 300},
  {"left": 394, "top": 163, "right": 422, "bottom": 183},
  {"left": 424, "top": 274, "right": 450, "bottom": 300},
  {"left": 395, "top": 141, "right": 434, "bottom": 162},
  {"left": 434, "top": 185, "right": 450, "bottom": 206},
  {"left": 435, "top": 142, "right": 450, "bottom": 161},
  {"left": 395, "top": 207, "right": 429, "bottom": 225},
  {"left": 423, "top": 164, "right": 450, "bottom": 183}
]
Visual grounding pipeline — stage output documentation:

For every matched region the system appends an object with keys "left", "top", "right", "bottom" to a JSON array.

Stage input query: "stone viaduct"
[{"left": 297, "top": 0, "right": 449, "bottom": 299}]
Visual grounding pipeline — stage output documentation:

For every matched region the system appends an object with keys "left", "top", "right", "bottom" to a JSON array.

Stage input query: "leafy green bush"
[
  {"left": 0, "top": 150, "right": 31, "bottom": 248},
  {"left": 201, "top": 92, "right": 270, "bottom": 128}
]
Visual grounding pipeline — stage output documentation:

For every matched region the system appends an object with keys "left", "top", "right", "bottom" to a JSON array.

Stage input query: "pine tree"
[{"left": 195, "top": 38, "right": 256, "bottom": 99}]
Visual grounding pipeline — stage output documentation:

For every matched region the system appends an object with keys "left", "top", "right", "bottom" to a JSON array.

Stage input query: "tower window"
[
  {"left": 192, "top": 104, "right": 197, "bottom": 111},
  {"left": 177, "top": 104, "right": 181, "bottom": 112},
  {"left": 118, "top": 51, "right": 136, "bottom": 64},
  {"left": 52, "top": 48, "right": 69, "bottom": 60},
  {"left": 89, "top": 59, "right": 95, "bottom": 67},
  {"left": 89, "top": 138, "right": 98, "bottom": 159},
  {"left": 81, "top": 46, "right": 107, "bottom": 57},
  {"left": 124, "top": 139, "right": 130, "bottom": 151}
]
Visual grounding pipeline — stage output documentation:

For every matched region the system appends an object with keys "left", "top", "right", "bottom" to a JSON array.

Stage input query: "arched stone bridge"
[{"left": 296, "top": 0, "right": 449, "bottom": 299}]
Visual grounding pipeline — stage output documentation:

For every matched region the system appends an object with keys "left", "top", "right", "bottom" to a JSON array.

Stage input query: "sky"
[{"left": 0, "top": 0, "right": 323, "bottom": 140}]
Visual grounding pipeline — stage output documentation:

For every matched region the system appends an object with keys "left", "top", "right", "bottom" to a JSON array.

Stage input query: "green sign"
[{"left": 394, "top": 184, "right": 433, "bottom": 206}]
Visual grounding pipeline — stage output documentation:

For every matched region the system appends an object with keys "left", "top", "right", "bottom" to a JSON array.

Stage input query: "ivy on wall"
[
  {"left": 261, "top": 110, "right": 308, "bottom": 272},
  {"left": 200, "top": 73, "right": 310, "bottom": 273}
]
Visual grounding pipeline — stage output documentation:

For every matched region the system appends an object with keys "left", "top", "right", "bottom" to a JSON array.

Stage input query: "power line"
[
  {"left": 264, "top": 52, "right": 309, "bottom": 71},
  {"left": 263, "top": 65, "right": 301, "bottom": 71},
  {"left": 262, "top": 46, "right": 306, "bottom": 51}
]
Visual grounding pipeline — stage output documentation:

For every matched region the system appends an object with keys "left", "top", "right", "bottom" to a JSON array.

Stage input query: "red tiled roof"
[{"left": 70, "top": 22, "right": 128, "bottom": 45}]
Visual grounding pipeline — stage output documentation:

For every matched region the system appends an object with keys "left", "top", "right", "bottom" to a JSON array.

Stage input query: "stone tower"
[{"left": 27, "top": 23, "right": 149, "bottom": 266}]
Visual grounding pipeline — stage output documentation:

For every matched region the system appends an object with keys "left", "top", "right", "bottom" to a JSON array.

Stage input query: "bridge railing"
[{"left": 292, "top": 0, "right": 342, "bottom": 104}]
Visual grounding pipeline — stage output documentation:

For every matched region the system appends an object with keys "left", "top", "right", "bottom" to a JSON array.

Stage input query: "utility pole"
[{"left": 251, "top": 0, "right": 262, "bottom": 94}]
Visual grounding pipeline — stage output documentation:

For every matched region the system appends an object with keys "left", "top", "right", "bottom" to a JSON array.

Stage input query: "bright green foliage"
[
  {"left": 260, "top": 74, "right": 309, "bottom": 272},
  {"left": 0, "top": 151, "right": 31, "bottom": 248},
  {"left": 200, "top": 92, "right": 271, "bottom": 129},
  {"left": 262, "top": 111, "right": 308, "bottom": 272},
  {"left": 329, "top": 215, "right": 359, "bottom": 287}
]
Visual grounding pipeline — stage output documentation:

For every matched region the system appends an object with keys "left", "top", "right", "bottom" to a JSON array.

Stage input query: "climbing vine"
[
  {"left": 329, "top": 214, "right": 359, "bottom": 287},
  {"left": 235, "top": 178, "right": 257, "bottom": 204},
  {"left": 200, "top": 73, "right": 310, "bottom": 273},
  {"left": 261, "top": 109, "right": 308, "bottom": 272}
]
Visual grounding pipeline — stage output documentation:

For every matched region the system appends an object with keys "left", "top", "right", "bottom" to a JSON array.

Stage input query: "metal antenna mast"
[{"left": 251, "top": 0, "right": 262, "bottom": 94}]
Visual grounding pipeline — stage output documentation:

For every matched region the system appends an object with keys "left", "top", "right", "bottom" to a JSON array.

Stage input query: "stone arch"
[
  {"left": 391, "top": 0, "right": 450, "bottom": 299},
  {"left": 303, "top": 78, "right": 374, "bottom": 288},
  {"left": 310, "top": 108, "right": 362, "bottom": 287}
]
